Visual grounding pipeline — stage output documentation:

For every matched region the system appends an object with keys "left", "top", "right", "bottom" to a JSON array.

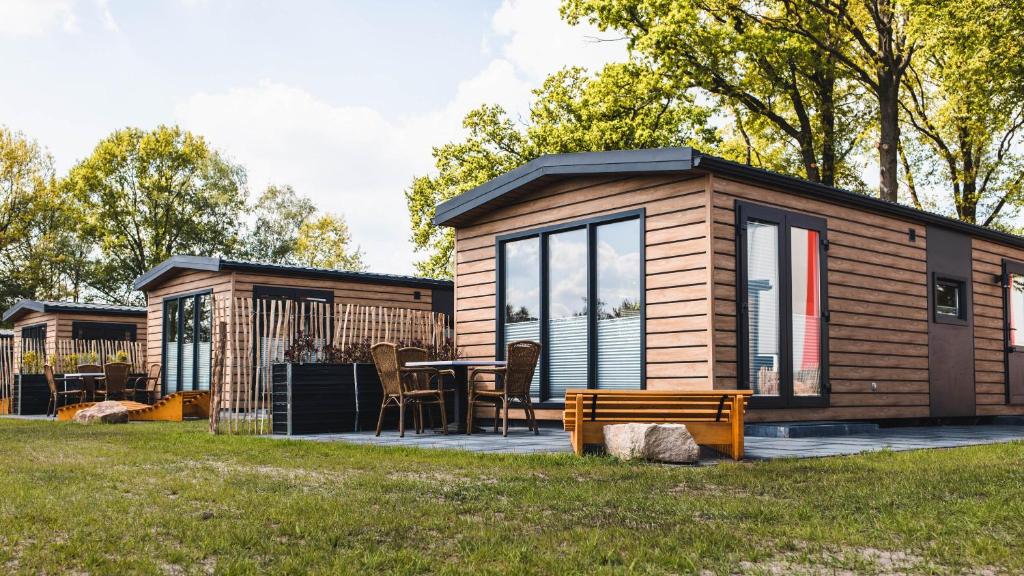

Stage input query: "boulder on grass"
[
  {"left": 73, "top": 401, "right": 129, "bottom": 424},
  {"left": 603, "top": 423, "right": 699, "bottom": 463}
]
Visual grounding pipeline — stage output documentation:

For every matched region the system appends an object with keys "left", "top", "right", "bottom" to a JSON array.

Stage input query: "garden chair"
[
  {"left": 467, "top": 340, "right": 541, "bottom": 436},
  {"left": 44, "top": 364, "right": 84, "bottom": 418},
  {"left": 127, "top": 363, "right": 161, "bottom": 404},
  {"left": 76, "top": 363, "right": 103, "bottom": 402},
  {"left": 398, "top": 346, "right": 454, "bottom": 433},
  {"left": 371, "top": 343, "right": 448, "bottom": 437},
  {"left": 97, "top": 362, "right": 131, "bottom": 401}
]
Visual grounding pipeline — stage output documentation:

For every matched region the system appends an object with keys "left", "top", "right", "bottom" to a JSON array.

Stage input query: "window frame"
[
  {"left": 161, "top": 290, "right": 212, "bottom": 395},
  {"left": 71, "top": 321, "right": 138, "bottom": 342},
  {"left": 736, "top": 200, "right": 830, "bottom": 409},
  {"left": 20, "top": 323, "right": 47, "bottom": 362},
  {"left": 494, "top": 209, "right": 646, "bottom": 406},
  {"left": 1004, "top": 260, "right": 1024, "bottom": 354},
  {"left": 932, "top": 273, "right": 969, "bottom": 325}
]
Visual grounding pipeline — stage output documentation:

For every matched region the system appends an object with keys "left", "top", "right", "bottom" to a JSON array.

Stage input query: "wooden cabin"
[
  {"left": 2, "top": 300, "right": 147, "bottom": 372},
  {"left": 433, "top": 147, "right": 1024, "bottom": 423},
  {"left": 134, "top": 256, "right": 454, "bottom": 397}
]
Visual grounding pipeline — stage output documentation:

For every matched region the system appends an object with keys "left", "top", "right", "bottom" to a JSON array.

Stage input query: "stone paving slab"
[{"left": 265, "top": 424, "right": 1024, "bottom": 461}]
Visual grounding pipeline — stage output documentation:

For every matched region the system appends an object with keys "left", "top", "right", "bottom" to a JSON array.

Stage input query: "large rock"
[
  {"left": 73, "top": 401, "right": 130, "bottom": 424},
  {"left": 603, "top": 423, "right": 699, "bottom": 463}
]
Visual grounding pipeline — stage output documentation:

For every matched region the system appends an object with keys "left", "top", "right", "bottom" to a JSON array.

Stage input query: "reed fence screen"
[
  {"left": 0, "top": 337, "right": 12, "bottom": 415},
  {"left": 208, "top": 297, "right": 451, "bottom": 434}
]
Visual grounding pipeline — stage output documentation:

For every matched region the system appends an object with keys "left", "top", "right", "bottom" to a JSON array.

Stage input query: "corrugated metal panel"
[{"left": 597, "top": 315, "right": 641, "bottom": 390}]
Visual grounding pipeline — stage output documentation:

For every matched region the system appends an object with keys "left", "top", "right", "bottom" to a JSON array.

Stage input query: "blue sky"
[{"left": 0, "top": 0, "right": 625, "bottom": 273}]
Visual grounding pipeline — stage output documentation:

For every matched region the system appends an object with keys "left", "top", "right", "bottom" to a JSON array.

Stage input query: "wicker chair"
[
  {"left": 97, "top": 362, "right": 131, "bottom": 401},
  {"left": 76, "top": 363, "right": 103, "bottom": 402},
  {"left": 127, "top": 363, "right": 161, "bottom": 404},
  {"left": 398, "top": 347, "right": 454, "bottom": 433},
  {"left": 44, "top": 364, "right": 84, "bottom": 417},
  {"left": 371, "top": 343, "right": 448, "bottom": 437},
  {"left": 467, "top": 340, "right": 541, "bottom": 436}
]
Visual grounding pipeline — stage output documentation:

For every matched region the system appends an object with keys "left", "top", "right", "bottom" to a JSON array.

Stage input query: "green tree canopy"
[
  {"left": 292, "top": 213, "right": 365, "bottom": 271},
  {"left": 407, "top": 63, "right": 715, "bottom": 278},
  {"left": 239, "top": 184, "right": 317, "bottom": 263},
  {"left": 67, "top": 125, "right": 248, "bottom": 304}
]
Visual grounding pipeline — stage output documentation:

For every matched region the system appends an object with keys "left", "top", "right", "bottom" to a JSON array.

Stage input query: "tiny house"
[
  {"left": 134, "top": 256, "right": 453, "bottom": 396},
  {"left": 2, "top": 300, "right": 147, "bottom": 371},
  {"left": 433, "top": 147, "right": 1024, "bottom": 423}
]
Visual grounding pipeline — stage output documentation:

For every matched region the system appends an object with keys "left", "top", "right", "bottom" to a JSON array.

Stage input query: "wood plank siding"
[
  {"left": 972, "top": 238, "right": 1024, "bottom": 415},
  {"left": 454, "top": 173, "right": 713, "bottom": 422},
  {"left": 12, "top": 311, "right": 147, "bottom": 371},
  {"left": 709, "top": 176, "right": 935, "bottom": 421}
]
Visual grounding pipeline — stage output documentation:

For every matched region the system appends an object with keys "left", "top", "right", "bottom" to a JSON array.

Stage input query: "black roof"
[
  {"left": 3, "top": 300, "right": 146, "bottom": 323},
  {"left": 133, "top": 256, "right": 453, "bottom": 292},
  {"left": 432, "top": 147, "right": 1024, "bottom": 250}
]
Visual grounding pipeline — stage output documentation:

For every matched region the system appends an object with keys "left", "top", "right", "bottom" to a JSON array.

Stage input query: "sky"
[{"left": 0, "top": 0, "right": 626, "bottom": 275}]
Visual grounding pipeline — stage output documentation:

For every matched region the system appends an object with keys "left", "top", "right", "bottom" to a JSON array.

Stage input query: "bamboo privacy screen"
[
  {"left": 0, "top": 337, "right": 12, "bottom": 415},
  {"left": 17, "top": 339, "right": 146, "bottom": 374},
  {"left": 208, "top": 296, "right": 451, "bottom": 434}
]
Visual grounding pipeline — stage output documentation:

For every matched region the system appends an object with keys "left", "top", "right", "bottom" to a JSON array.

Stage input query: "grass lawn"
[{"left": 1, "top": 420, "right": 1023, "bottom": 575}]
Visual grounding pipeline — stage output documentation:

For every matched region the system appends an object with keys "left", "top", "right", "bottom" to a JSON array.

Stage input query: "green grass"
[{"left": 1, "top": 420, "right": 1023, "bottom": 575}]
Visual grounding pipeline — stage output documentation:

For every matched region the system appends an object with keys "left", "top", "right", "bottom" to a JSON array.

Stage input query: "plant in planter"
[
  {"left": 21, "top": 351, "right": 43, "bottom": 374},
  {"left": 106, "top": 350, "right": 129, "bottom": 364}
]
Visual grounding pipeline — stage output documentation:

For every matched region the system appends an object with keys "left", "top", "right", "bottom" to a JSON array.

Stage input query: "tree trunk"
[{"left": 876, "top": 72, "right": 900, "bottom": 202}]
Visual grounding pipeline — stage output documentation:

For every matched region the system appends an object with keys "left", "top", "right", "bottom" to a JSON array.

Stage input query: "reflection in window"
[
  {"left": 747, "top": 221, "right": 780, "bottom": 396},
  {"left": 791, "top": 227, "right": 821, "bottom": 396},
  {"left": 165, "top": 300, "right": 179, "bottom": 393},
  {"left": 1011, "top": 275, "right": 1024, "bottom": 347},
  {"left": 197, "top": 295, "right": 211, "bottom": 391},
  {"left": 503, "top": 237, "right": 541, "bottom": 397},
  {"left": 596, "top": 219, "right": 641, "bottom": 390},
  {"left": 547, "top": 228, "right": 588, "bottom": 400},
  {"left": 935, "top": 278, "right": 963, "bottom": 319}
]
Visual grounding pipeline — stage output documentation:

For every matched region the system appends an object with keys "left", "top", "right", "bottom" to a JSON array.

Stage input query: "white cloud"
[
  {"left": 175, "top": 0, "right": 627, "bottom": 275},
  {"left": 96, "top": 0, "right": 118, "bottom": 32},
  {"left": 0, "top": 0, "right": 77, "bottom": 37}
]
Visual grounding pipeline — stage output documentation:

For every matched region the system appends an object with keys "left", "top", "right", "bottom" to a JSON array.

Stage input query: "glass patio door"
[
  {"left": 163, "top": 293, "right": 211, "bottom": 394},
  {"left": 1005, "top": 260, "right": 1024, "bottom": 405}
]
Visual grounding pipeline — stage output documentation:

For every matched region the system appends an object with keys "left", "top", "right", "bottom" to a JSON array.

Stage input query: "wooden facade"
[
  {"left": 136, "top": 257, "right": 454, "bottom": 398},
  {"left": 3, "top": 302, "right": 147, "bottom": 372},
  {"left": 437, "top": 148, "right": 1024, "bottom": 422}
]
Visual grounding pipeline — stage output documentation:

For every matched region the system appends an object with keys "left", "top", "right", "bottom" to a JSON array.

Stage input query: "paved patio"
[{"left": 267, "top": 424, "right": 1024, "bottom": 460}]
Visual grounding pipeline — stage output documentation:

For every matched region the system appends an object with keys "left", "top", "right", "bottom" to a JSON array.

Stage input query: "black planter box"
[
  {"left": 15, "top": 374, "right": 58, "bottom": 415},
  {"left": 271, "top": 363, "right": 466, "bottom": 436},
  {"left": 271, "top": 363, "right": 399, "bottom": 435}
]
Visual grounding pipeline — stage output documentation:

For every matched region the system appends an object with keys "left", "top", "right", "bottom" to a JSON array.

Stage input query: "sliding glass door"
[
  {"left": 498, "top": 210, "right": 644, "bottom": 403},
  {"left": 737, "top": 201, "right": 828, "bottom": 407},
  {"left": 162, "top": 293, "right": 211, "bottom": 394}
]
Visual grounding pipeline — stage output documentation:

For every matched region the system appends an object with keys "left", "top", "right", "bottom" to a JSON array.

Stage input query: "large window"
[
  {"left": 162, "top": 293, "right": 211, "bottom": 394},
  {"left": 737, "top": 201, "right": 828, "bottom": 407},
  {"left": 497, "top": 210, "right": 644, "bottom": 403},
  {"left": 72, "top": 321, "right": 137, "bottom": 341}
]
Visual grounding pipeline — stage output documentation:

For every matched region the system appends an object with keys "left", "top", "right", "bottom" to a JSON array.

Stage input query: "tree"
[
  {"left": 0, "top": 128, "right": 95, "bottom": 313},
  {"left": 898, "top": 0, "right": 1024, "bottom": 227},
  {"left": 562, "top": 0, "right": 871, "bottom": 188},
  {"left": 239, "top": 184, "right": 316, "bottom": 263},
  {"left": 67, "top": 126, "right": 247, "bottom": 304},
  {"left": 407, "top": 63, "right": 715, "bottom": 278},
  {"left": 292, "top": 213, "right": 365, "bottom": 271}
]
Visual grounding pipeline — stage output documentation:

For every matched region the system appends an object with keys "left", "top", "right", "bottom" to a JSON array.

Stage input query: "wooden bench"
[{"left": 562, "top": 389, "right": 752, "bottom": 460}]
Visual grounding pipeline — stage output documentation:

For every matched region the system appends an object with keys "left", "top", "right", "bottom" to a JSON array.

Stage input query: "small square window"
[{"left": 935, "top": 278, "right": 964, "bottom": 320}]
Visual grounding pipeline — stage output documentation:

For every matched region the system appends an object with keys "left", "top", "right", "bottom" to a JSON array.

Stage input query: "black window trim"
[
  {"left": 71, "top": 321, "right": 138, "bottom": 342},
  {"left": 495, "top": 208, "right": 646, "bottom": 407},
  {"left": 20, "top": 323, "right": 47, "bottom": 360},
  {"left": 736, "top": 200, "right": 830, "bottom": 409},
  {"left": 161, "top": 290, "right": 213, "bottom": 396},
  {"left": 931, "top": 273, "right": 969, "bottom": 326}
]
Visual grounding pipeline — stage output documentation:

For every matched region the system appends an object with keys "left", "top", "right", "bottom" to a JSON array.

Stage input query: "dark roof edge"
[
  {"left": 134, "top": 255, "right": 454, "bottom": 292},
  {"left": 691, "top": 153, "right": 1024, "bottom": 251},
  {"left": 433, "top": 148, "right": 695, "bottom": 226},
  {"left": 2, "top": 300, "right": 146, "bottom": 323},
  {"left": 217, "top": 260, "right": 454, "bottom": 290},
  {"left": 132, "top": 255, "right": 221, "bottom": 291}
]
